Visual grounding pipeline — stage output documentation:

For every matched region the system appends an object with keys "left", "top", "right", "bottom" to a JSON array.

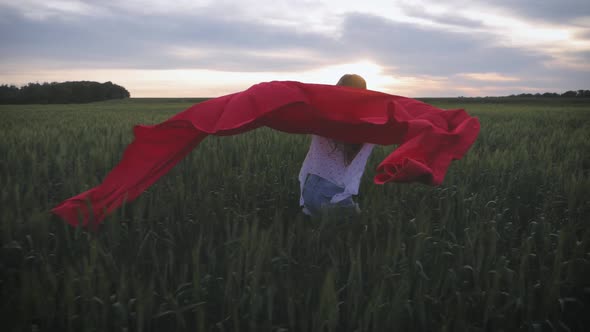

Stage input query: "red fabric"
[{"left": 52, "top": 81, "right": 480, "bottom": 227}]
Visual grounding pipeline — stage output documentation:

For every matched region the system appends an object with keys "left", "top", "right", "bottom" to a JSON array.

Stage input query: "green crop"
[{"left": 1, "top": 98, "right": 588, "bottom": 331}]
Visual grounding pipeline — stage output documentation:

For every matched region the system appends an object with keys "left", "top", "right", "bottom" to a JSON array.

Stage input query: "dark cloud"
[
  {"left": 400, "top": 4, "right": 484, "bottom": 28},
  {"left": 473, "top": 0, "right": 590, "bottom": 24},
  {"left": 570, "top": 50, "right": 590, "bottom": 63},
  {"left": 338, "top": 13, "right": 551, "bottom": 77},
  {"left": 0, "top": 6, "right": 342, "bottom": 71},
  {"left": 0, "top": 5, "right": 572, "bottom": 77},
  {"left": 575, "top": 29, "right": 590, "bottom": 39},
  {"left": 548, "top": 70, "right": 590, "bottom": 90}
]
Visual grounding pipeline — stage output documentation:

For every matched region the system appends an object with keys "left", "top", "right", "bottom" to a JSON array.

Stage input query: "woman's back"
[
  {"left": 298, "top": 73, "right": 374, "bottom": 217},
  {"left": 298, "top": 135, "right": 374, "bottom": 208}
]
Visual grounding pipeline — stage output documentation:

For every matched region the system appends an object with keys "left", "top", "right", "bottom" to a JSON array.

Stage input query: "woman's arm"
[{"left": 330, "top": 143, "right": 375, "bottom": 203}]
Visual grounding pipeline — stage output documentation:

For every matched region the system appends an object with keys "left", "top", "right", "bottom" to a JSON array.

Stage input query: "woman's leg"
[
  {"left": 321, "top": 196, "right": 360, "bottom": 221},
  {"left": 303, "top": 174, "right": 359, "bottom": 218},
  {"left": 302, "top": 174, "right": 323, "bottom": 216}
]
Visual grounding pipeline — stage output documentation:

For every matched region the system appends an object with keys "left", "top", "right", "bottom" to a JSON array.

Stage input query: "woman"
[{"left": 298, "top": 74, "right": 375, "bottom": 218}]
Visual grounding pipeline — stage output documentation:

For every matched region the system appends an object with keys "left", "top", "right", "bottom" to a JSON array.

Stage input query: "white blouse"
[{"left": 298, "top": 135, "right": 375, "bottom": 206}]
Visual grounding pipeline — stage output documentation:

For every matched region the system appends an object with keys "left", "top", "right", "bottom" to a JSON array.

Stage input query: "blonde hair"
[
  {"left": 337, "top": 74, "right": 367, "bottom": 89},
  {"left": 332, "top": 74, "right": 366, "bottom": 165}
]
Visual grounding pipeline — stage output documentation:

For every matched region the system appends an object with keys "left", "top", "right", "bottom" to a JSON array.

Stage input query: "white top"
[{"left": 298, "top": 135, "right": 375, "bottom": 206}]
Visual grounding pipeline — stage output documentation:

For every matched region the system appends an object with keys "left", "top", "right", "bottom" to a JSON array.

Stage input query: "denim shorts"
[{"left": 302, "top": 174, "right": 357, "bottom": 217}]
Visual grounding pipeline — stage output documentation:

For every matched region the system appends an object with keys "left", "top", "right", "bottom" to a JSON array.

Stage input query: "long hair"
[{"left": 331, "top": 74, "right": 366, "bottom": 165}]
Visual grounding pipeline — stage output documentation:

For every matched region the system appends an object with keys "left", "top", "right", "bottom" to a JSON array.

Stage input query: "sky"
[{"left": 0, "top": 0, "right": 589, "bottom": 97}]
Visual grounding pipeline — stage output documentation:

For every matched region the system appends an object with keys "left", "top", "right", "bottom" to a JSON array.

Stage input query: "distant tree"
[
  {"left": 0, "top": 81, "right": 130, "bottom": 104},
  {"left": 562, "top": 90, "right": 577, "bottom": 97},
  {"left": 0, "top": 84, "right": 20, "bottom": 103},
  {"left": 455, "top": 89, "right": 590, "bottom": 99}
]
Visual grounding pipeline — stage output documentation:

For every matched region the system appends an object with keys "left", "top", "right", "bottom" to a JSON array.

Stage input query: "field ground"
[{"left": 1, "top": 98, "right": 589, "bottom": 331}]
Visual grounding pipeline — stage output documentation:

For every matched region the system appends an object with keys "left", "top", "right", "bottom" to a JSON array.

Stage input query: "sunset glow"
[{"left": 0, "top": 60, "right": 402, "bottom": 97}]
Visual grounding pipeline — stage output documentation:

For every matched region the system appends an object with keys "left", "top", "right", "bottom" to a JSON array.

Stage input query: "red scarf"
[{"left": 52, "top": 81, "right": 480, "bottom": 227}]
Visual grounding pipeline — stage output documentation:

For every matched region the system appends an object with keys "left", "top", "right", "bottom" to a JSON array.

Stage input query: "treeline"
[
  {"left": 507, "top": 89, "right": 590, "bottom": 98},
  {"left": 0, "top": 81, "right": 130, "bottom": 104}
]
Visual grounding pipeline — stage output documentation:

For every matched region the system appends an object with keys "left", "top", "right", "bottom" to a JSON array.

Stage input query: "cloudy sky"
[{"left": 0, "top": 0, "right": 589, "bottom": 97}]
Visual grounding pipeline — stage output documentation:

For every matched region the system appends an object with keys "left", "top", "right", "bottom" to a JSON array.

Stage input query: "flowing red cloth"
[{"left": 52, "top": 81, "right": 480, "bottom": 227}]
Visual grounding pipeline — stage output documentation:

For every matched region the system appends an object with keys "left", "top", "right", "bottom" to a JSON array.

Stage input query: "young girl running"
[{"left": 298, "top": 74, "right": 375, "bottom": 217}]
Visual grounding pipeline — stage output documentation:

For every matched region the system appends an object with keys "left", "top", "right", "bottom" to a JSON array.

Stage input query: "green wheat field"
[{"left": 1, "top": 98, "right": 589, "bottom": 331}]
